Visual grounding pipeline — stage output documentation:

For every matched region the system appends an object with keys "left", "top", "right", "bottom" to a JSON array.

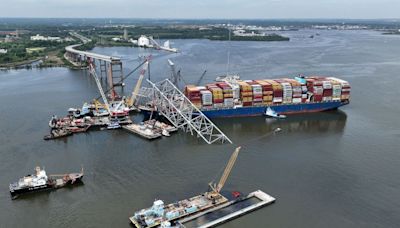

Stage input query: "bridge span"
[{"left": 65, "top": 33, "right": 124, "bottom": 88}]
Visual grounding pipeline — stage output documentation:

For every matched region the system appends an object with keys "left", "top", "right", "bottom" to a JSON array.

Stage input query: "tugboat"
[
  {"left": 265, "top": 107, "right": 286, "bottom": 119},
  {"left": 107, "top": 117, "right": 121, "bottom": 130},
  {"left": 9, "top": 166, "right": 84, "bottom": 199}
]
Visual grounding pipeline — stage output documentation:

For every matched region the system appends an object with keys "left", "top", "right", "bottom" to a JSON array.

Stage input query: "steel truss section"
[{"left": 146, "top": 79, "right": 232, "bottom": 144}]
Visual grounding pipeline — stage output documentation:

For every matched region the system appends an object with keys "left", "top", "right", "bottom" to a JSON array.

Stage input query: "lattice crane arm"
[
  {"left": 88, "top": 62, "right": 110, "bottom": 112},
  {"left": 129, "top": 60, "right": 149, "bottom": 107},
  {"left": 215, "top": 146, "right": 241, "bottom": 193}
]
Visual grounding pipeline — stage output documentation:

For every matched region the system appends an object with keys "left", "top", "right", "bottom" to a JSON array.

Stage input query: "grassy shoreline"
[{"left": 1, "top": 26, "right": 289, "bottom": 70}]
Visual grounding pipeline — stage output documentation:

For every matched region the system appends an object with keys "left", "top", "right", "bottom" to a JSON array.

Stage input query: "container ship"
[{"left": 184, "top": 76, "right": 350, "bottom": 118}]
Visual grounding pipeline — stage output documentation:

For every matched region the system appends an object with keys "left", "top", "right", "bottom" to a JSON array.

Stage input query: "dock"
[
  {"left": 122, "top": 124, "right": 162, "bottom": 139},
  {"left": 184, "top": 190, "right": 275, "bottom": 228}
]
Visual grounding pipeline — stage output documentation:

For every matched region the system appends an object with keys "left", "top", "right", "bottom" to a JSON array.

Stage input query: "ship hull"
[
  {"left": 10, "top": 184, "right": 53, "bottom": 197},
  {"left": 199, "top": 101, "right": 349, "bottom": 118}
]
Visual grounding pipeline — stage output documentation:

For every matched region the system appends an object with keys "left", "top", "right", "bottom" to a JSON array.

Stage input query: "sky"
[{"left": 1, "top": 0, "right": 399, "bottom": 19}]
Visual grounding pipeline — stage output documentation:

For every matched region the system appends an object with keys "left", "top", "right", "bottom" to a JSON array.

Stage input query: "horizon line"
[{"left": 0, "top": 17, "right": 399, "bottom": 21}]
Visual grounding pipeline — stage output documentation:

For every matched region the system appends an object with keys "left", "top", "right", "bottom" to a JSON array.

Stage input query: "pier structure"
[
  {"left": 65, "top": 32, "right": 124, "bottom": 89},
  {"left": 144, "top": 79, "right": 232, "bottom": 144},
  {"left": 65, "top": 44, "right": 124, "bottom": 89}
]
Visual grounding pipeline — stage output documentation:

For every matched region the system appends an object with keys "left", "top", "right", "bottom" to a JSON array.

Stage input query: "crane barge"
[{"left": 129, "top": 147, "right": 276, "bottom": 228}]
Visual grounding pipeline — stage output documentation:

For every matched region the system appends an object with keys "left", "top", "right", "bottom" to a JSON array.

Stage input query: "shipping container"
[{"left": 200, "top": 90, "right": 213, "bottom": 106}]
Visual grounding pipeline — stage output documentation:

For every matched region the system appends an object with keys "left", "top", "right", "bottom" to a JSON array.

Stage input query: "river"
[{"left": 0, "top": 29, "right": 399, "bottom": 227}]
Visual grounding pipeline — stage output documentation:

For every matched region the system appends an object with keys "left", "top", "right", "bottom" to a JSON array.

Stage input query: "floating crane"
[
  {"left": 209, "top": 146, "right": 241, "bottom": 195},
  {"left": 129, "top": 145, "right": 277, "bottom": 228}
]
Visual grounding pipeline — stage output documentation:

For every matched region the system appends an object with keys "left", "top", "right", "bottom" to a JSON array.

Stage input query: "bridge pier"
[
  {"left": 110, "top": 61, "right": 124, "bottom": 87},
  {"left": 65, "top": 43, "right": 124, "bottom": 91}
]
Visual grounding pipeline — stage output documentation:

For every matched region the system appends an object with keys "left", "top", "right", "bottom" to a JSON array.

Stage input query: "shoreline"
[{"left": 1, "top": 36, "right": 290, "bottom": 71}]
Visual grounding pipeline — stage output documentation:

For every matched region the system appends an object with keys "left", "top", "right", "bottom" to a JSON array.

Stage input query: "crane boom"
[
  {"left": 128, "top": 60, "right": 149, "bottom": 107},
  {"left": 89, "top": 62, "right": 110, "bottom": 112},
  {"left": 168, "top": 59, "right": 178, "bottom": 86},
  {"left": 148, "top": 36, "right": 160, "bottom": 49},
  {"left": 215, "top": 146, "right": 241, "bottom": 193}
]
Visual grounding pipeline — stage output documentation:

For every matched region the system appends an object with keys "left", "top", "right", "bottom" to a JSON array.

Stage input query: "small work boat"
[
  {"left": 144, "top": 119, "right": 177, "bottom": 134},
  {"left": 43, "top": 128, "right": 72, "bottom": 140},
  {"left": 9, "top": 166, "right": 84, "bottom": 199},
  {"left": 107, "top": 118, "right": 121, "bottom": 130},
  {"left": 265, "top": 107, "right": 286, "bottom": 119}
]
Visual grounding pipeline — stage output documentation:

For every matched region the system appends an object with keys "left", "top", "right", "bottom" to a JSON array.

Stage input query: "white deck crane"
[
  {"left": 209, "top": 146, "right": 241, "bottom": 194},
  {"left": 127, "top": 60, "right": 149, "bottom": 108}
]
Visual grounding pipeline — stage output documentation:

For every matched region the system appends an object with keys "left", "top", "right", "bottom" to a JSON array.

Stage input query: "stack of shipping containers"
[
  {"left": 275, "top": 79, "right": 293, "bottom": 104},
  {"left": 238, "top": 81, "right": 253, "bottom": 106},
  {"left": 328, "top": 77, "right": 351, "bottom": 101},
  {"left": 264, "top": 80, "right": 283, "bottom": 104},
  {"left": 255, "top": 80, "right": 273, "bottom": 105},
  {"left": 322, "top": 80, "right": 333, "bottom": 102},
  {"left": 285, "top": 79, "right": 302, "bottom": 103},
  {"left": 246, "top": 80, "right": 263, "bottom": 106},
  {"left": 184, "top": 85, "right": 202, "bottom": 108},
  {"left": 183, "top": 76, "right": 350, "bottom": 109},
  {"left": 206, "top": 84, "right": 223, "bottom": 108},
  {"left": 200, "top": 89, "right": 213, "bottom": 108},
  {"left": 216, "top": 82, "right": 234, "bottom": 108},
  {"left": 306, "top": 78, "right": 323, "bottom": 102}
]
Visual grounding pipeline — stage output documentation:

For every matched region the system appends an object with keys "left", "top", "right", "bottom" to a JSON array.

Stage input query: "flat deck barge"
[
  {"left": 128, "top": 147, "right": 275, "bottom": 228},
  {"left": 184, "top": 190, "right": 275, "bottom": 228},
  {"left": 123, "top": 124, "right": 162, "bottom": 140}
]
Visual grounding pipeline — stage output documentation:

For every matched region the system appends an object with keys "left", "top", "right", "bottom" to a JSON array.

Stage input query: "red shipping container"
[
  {"left": 323, "top": 89, "right": 333, "bottom": 96},
  {"left": 313, "top": 95, "right": 323, "bottom": 102},
  {"left": 273, "top": 90, "right": 283, "bottom": 97}
]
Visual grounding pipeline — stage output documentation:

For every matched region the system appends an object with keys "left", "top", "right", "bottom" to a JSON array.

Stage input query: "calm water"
[{"left": 1, "top": 30, "right": 400, "bottom": 228}]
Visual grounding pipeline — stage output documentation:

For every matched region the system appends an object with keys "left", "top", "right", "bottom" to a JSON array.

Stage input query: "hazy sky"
[{"left": 1, "top": 0, "right": 399, "bottom": 19}]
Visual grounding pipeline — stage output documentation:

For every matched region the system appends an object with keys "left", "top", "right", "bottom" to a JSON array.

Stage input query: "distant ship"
[{"left": 9, "top": 166, "right": 83, "bottom": 199}]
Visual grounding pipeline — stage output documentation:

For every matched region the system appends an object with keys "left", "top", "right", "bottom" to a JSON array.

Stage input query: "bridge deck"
[{"left": 65, "top": 44, "right": 121, "bottom": 63}]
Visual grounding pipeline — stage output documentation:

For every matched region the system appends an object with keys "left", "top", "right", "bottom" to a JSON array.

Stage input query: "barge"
[
  {"left": 123, "top": 123, "right": 162, "bottom": 140},
  {"left": 129, "top": 147, "right": 275, "bottom": 228}
]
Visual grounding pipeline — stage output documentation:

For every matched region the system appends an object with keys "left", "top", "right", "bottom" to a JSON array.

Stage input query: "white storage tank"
[{"left": 138, "top": 35, "right": 150, "bottom": 47}]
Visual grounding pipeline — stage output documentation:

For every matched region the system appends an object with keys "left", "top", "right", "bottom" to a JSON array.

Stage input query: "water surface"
[{"left": 0, "top": 30, "right": 399, "bottom": 227}]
